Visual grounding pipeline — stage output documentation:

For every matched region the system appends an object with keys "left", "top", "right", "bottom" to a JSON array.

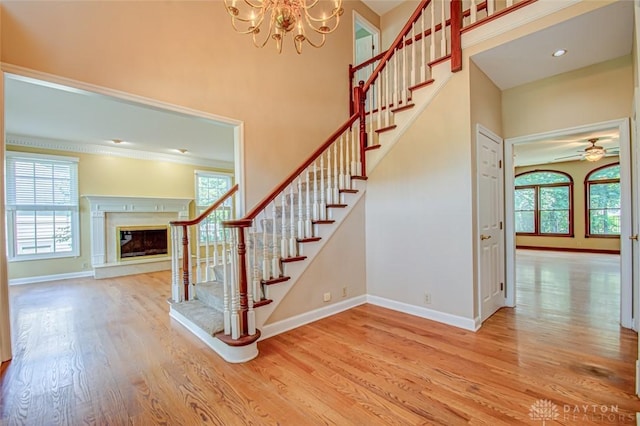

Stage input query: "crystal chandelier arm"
[
  {"left": 252, "top": 12, "right": 277, "bottom": 49},
  {"left": 303, "top": 13, "right": 341, "bottom": 34}
]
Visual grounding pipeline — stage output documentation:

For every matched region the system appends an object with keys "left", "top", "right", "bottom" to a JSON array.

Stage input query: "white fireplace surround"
[{"left": 85, "top": 195, "right": 191, "bottom": 278}]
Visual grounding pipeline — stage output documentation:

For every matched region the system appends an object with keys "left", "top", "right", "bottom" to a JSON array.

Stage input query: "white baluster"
[
  {"left": 185, "top": 228, "right": 193, "bottom": 301},
  {"left": 230, "top": 231, "right": 240, "bottom": 340},
  {"left": 402, "top": 35, "right": 408, "bottom": 106},
  {"left": 368, "top": 86, "right": 374, "bottom": 143},
  {"left": 430, "top": 2, "right": 436, "bottom": 60},
  {"left": 487, "top": 0, "right": 494, "bottom": 16},
  {"left": 304, "top": 169, "right": 312, "bottom": 238},
  {"left": 171, "top": 225, "right": 180, "bottom": 302},
  {"left": 338, "top": 135, "right": 345, "bottom": 190},
  {"left": 320, "top": 155, "right": 327, "bottom": 220},
  {"left": 271, "top": 202, "right": 280, "bottom": 277},
  {"left": 440, "top": 0, "right": 447, "bottom": 57},
  {"left": 194, "top": 225, "right": 201, "bottom": 284},
  {"left": 506, "top": 0, "right": 513, "bottom": 7},
  {"left": 470, "top": 0, "right": 477, "bottom": 24},
  {"left": 289, "top": 184, "right": 297, "bottom": 256},
  {"left": 326, "top": 147, "right": 333, "bottom": 205},
  {"left": 297, "top": 177, "right": 304, "bottom": 240},
  {"left": 353, "top": 126, "right": 361, "bottom": 177},
  {"left": 222, "top": 228, "right": 231, "bottom": 335},
  {"left": 212, "top": 218, "right": 219, "bottom": 278},
  {"left": 344, "top": 131, "right": 352, "bottom": 190},
  {"left": 312, "top": 161, "right": 319, "bottom": 221},
  {"left": 247, "top": 227, "right": 256, "bottom": 336},
  {"left": 332, "top": 142, "right": 339, "bottom": 204},
  {"left": 393, "top": 48, "right": 399, "bottom": 109},
  {"left": 384, "top": 64, "right": 391, "bottom": 128},
  {"left": 252, "top": 222, "right": 260, "bottom": 303},
  {"left": 280, "top": 192, "right": 288, "bottom": 259},
  {"left": 262, "top": 213, "right": 270, "bottom": 280},
  {"left": 376, "top": 78, "right": 382, "bottom": 131},
  {"left": 420, "top": 10, "right": 426, "bottom": 82},
  {"left": 411, "top": 23, "right": 416, "bottom": 89}
]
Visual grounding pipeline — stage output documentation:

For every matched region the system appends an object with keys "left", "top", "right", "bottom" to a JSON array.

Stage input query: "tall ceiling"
[{"left": 4, "top": 0, "right": 634, "bottom": 169}]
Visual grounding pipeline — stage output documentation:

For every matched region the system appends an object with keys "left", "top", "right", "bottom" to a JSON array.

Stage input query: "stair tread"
[
  {"left": 281, "top": 255, "right": 307, "bottom": 263},
  {"left": 254, "top": 298, "right": 273, "bottom": 308},
  {"left": 261, "top": 276, "right": 291, "bottom": 285},
  {"left": 313, "top": 219, "right": 335, "bottom": 224},
  {"left": 375, "top": 124, "right": 397, "bottom": 134},
  {"left": 409, "top": 78, "right": 435, "bottom": 92},
  {"left": 339, "top": 189, "right": 358, "bottom": 194},
  {"left": 298, "top": 237, "right": 321, "bottom": 243},
  {"left": 327, "top": 203, "right": 347, "bottom": 208},
  {"left": 171, "top": 299, "right": 224, "bottom": 336}
]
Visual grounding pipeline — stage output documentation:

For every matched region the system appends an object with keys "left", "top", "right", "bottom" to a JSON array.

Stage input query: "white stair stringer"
[
  {"left": 366, "top": 60, "right": 453, "bottom": 175},
  {"left": 254, "top": 180, "right": 366, "bottom": 335}
]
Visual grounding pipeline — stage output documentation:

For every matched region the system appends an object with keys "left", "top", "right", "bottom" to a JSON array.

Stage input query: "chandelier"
[{"left": 223, "top": 0, "right": 344, "bottom": 54}]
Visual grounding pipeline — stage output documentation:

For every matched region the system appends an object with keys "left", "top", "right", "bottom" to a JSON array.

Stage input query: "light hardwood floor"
[{"left": 0, "top": 250, "right": 638, "bottom": 425}]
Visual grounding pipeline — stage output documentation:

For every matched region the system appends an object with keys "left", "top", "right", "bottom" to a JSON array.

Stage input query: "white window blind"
[{"left": 6, "top": 152, "right": 79, "bottom": 260}]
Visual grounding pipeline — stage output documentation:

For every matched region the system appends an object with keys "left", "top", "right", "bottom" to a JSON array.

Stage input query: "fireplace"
[{"left": 117, "top": 226, "right": 169, "bottom": 261}]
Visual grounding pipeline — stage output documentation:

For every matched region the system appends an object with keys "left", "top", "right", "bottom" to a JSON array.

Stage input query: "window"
[
  {"left": 514, "top": 170, "right": 573, "bottom": 236},
  {"left": 6, "top": 152, "right": 79, "bottom": 261},
  {"left": 586, "top": 163, "right": 620, "bottom": 237},
  {"left": 195, "top": 171, "right": 233, "bottom": 243}
]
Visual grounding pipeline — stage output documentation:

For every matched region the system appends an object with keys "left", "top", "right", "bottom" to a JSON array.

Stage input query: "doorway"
[
  {"left": 504, "top": 118, "right": 634, "bottom": 329},
  {"left": 353, "top": 12, "right": 380, "bottom": 86}
]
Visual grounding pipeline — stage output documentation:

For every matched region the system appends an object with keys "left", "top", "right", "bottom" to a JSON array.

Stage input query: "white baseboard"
[
  {"left": 169, "top": 307, "right": 258, "bottom": 363},
  {"left": 9, "top": 270, "right": 94, "bottom": 286},
  {"left": 366, "top": 295, "right": 480, "bottom": 331},
  {"left": 259, "top": 295, "right": 367, "bottom": 341}
]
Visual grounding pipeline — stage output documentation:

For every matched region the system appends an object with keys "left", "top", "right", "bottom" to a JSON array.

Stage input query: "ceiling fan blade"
[{"left": 553, "top": 154, "right": 582, "bottom": 161}]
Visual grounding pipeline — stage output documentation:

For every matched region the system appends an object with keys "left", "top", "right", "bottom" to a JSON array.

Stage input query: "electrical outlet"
[
  {"left": 323, "top": 292, "right": 331, "bottom": 302},
  {"left": 342, "top": 287, "right": 347, "bottom": 298},
  {"left": 424, "top": 293, "right": 431, "bottom": 304}
]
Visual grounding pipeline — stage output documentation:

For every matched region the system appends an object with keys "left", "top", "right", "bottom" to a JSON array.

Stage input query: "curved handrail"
[
  {"left": 170, "top": 183, "right": 239, "bottom": 227},
  {"left": 226, "top": 113, "right": 359, "bottom": 225}
]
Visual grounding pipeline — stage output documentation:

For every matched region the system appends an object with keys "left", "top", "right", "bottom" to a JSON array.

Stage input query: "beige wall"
[
  {"left": 366, "top": 66, "right": 475, "bottom": 320},
  {"left": 1, "top": 1, "right": 379, "bottom": 209},
  {"left": 515, "top": 157, "right": 621, "bottom": 252},
  {"left": 503, "top": 55, "right": 633, "bottom": 139},
  {"left": 267, "top": 197, "right": 367, "bottom": 323},
  {"left": 469, "top": 59, "right": 502, "bottom": 317},
  {"left": 380, "top": 1, "right": 419, "bottom": 50},
  {"left": 6, "top": 145, "right": 229, "bottom": 280}
]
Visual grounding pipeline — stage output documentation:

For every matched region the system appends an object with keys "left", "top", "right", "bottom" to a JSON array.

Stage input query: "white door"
[
  {"left": 355, "top": 34, "right": 374, "bottom": 86},
  {"left": 477, "top": 126, "right": 505, "bottom": 322}
]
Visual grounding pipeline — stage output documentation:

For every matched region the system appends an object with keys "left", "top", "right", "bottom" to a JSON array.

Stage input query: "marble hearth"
[{"left": 85, "top": 195, "right": 191, "bottom": 278}]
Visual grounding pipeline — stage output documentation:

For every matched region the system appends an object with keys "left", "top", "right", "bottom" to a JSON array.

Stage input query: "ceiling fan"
[{"left": 553, "top": 138, "right": 619, "bottom": 162}]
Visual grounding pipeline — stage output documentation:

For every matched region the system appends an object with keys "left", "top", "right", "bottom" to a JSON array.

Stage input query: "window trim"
[
  {"left": 514, "top": 170, "right": 574, "bottom": 237},
  {"left": 5, "top": 151, "right": 80, "bottom": 261},
  {"left": 585, "top": 162, "right": 620, "bottom": 239}
]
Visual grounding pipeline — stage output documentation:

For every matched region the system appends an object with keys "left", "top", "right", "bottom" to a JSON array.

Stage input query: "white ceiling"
[
  {"left": 360, "top": 0, "right": 404, "bottom": 16},
  {"left": 5, "top": 76, "right": 236, "bottom": 168},
  {"left": 472, "top": 0, "right": 633, "bottom": 166},
  {"left": 472, "top": 0, "right": 633, "bottom": 91},
  {"left": 4, "top": 1, "right": 634, "bottom": 169}
]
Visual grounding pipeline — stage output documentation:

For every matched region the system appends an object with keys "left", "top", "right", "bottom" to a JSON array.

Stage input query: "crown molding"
[{"left": 6, "top": 134, "right": 234, "bottom": 170}]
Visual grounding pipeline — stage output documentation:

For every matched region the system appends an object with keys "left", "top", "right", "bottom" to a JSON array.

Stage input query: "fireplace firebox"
[{"left": 117, "top": 226, "right": 169, "bottom": 261}]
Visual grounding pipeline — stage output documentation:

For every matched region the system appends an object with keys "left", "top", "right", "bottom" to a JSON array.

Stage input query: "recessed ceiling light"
[
  {"left": 112, "top": 139, "right": 124, "bottom": 144},
  {"left": 552, "top": 49, "right": 567, "bottom": 57},
  {"left": 177, "top": 148, "right": 188, "bottom": 154}
]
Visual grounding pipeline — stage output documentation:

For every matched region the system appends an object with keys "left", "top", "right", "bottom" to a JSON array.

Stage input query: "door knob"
[
  {"left": 480, "top": 234, "right": 491, "bottom": 240},
  {"left": 630, "top": 234, "right": 638, "bottom": 241}
]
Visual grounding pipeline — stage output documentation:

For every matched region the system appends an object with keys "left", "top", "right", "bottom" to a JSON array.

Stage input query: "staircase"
[{"left": 168, "top": 0, "right": 535, "bottom": 363}]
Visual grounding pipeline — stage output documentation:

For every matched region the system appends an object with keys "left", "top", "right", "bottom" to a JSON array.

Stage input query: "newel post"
[
  {"left": 354, "top": 81, "right": 368, "bottom": 177},
  {"left": 450, "top": 0, "right": 462, "bottom": 72},
  {"left": 181, "top": 224, "right": 190, "bottom": 300}
]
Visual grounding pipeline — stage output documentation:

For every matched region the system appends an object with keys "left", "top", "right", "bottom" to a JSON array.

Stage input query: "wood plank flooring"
[{"left": 0, "top": 250, "right": 638, "bottom": 424}]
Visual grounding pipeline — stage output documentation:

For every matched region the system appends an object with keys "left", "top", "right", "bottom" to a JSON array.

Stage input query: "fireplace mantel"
[
  {"left": 84, "top": 195, "right": 192, "bottom": 214},
  {"left": 84, "top": 195, "right": 192, "bottom": 277}
]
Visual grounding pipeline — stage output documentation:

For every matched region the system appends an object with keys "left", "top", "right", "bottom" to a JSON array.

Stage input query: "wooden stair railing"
[
  {"left": 169, "top": 184, "right": 239, "bottom": 304},
  {"left": 208, "top": 0, "right": 536, "bottom": 347}
]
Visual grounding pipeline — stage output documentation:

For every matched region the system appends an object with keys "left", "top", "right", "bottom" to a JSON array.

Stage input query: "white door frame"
[
  {"left": 476, "top": 124, "right": 506, "bottom": 323},
  {"left": 352, "top": 11, "right": 380, "bottom": 65},
  {"left": 0, "top": 69, "right": 10, "bottom": 363},
  {"left": 504, "top": 118, "right": 634, "bottom": 329}
]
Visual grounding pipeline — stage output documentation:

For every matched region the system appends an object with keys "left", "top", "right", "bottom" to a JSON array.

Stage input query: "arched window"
[
  {"left": 585, "top": 163, "right": 620, "bottom": 237},
  {"left": 514, "top": 170, "right": 573, "bottom": 236}
]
